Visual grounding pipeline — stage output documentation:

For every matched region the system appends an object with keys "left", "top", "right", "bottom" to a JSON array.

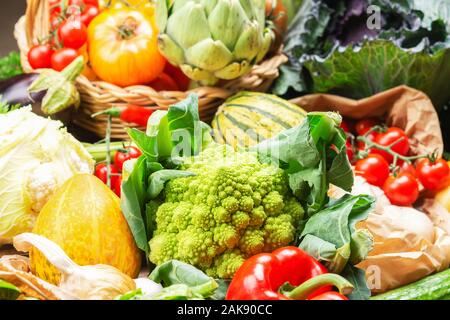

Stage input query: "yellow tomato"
[
  {"left": 78, "top": 45, "right": 98, "bottom": 81},
  {"left": 87, "top": 8, "right": 166, "bottom": 87},
  {"left": 100, "top": 0, "right": 154, "bottom": 14}
]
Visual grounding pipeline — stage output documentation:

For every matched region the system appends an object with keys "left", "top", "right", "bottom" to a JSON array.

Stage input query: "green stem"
[
  {"left": 91, "top": 107, "right": 122, "bottom": 119},
  {"left": 282, "top": 274, "right": 354, "bottom": 300},
  {"left": 357, "top": 136, "right": 428, "bottom": 163},
  {"left": 84, "top": 142, "right": 127, "bottom": 163},
  {"left": 61, "top": 56, "right": 84, "bottom": 82}
]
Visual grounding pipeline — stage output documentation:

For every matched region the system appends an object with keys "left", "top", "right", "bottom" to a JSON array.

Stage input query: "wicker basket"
[{"left": 15, "top": 0, "right": 288, "bottom": 140}]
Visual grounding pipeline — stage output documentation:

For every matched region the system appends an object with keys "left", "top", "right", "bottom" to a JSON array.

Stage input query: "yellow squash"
[{"left": 30, "top": 174, "right": 141, "bottom": 285}]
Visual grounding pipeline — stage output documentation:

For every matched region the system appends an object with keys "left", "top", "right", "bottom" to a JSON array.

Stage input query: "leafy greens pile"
[
  {"left": 274, "top": 0, "right": 450, "bottom": 109},
  {"left": 121, "top": 94, "right": 375, "bottom": 299}
]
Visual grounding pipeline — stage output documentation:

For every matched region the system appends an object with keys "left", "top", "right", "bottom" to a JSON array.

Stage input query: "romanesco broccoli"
[{"left": 149, "top": 144, "right": 304, "bottom": 278}]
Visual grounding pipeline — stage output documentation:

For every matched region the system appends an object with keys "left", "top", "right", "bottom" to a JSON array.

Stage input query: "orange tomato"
[{"left": 87, "top": 8, "right": 166, "bottom": 87}]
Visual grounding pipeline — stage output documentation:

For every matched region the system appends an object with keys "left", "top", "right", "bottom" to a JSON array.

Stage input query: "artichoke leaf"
[
  {"left": 185, "top": 39, "right": 233, "bottom": 71},
  {"left": 166, "top": 1, "right": 211, "bottom": 48},
  {"left": 157, "top": 34, "right": 185, "bottom": 66},
  {"left": 181, "top": 64, "right": 218, "bottom": 85},
  {"left": 233, "top": 21, "right": 263, "bottom": 61},
  {"left": 256, "top": 29, "right": 275, "bottom": 62},
  {"left": 214, "top": 60, "right": 251, "bottom": 80},
  {"left": 208, "top": 0, "right": 249, "bottom": 51}
]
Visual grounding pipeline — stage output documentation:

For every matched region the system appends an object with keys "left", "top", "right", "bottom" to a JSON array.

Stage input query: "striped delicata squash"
[{"left": 212, "top": 92, "right": 307, "bottom": 149}]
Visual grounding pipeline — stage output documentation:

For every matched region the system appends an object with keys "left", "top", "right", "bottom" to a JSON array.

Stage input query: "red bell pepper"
[{"left": 226, "top": 247, "right": 353, "bottom": 300}]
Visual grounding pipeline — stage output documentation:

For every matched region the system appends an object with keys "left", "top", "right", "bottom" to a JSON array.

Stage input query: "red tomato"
[
  {"left": 95, "top": 163, "right": 119, "bottom": 187},
  {"left": 150, "top": 73, "right": 179, "bottom": 91},
  {"left": 355, "top": 154, "right": 390, "bottom": 187},
  {"left": 51, "top": 48, "right": 79, "bottom": 71},
  {"left": 355, "top": 118, "right": 380, "bottom": 135},
  {"left": 416, "top": 158, "right": 450, "bottom": 191},
  {"left": 113, "top": 176, "right": 123, "bottom": 197},
  {"left": 340, "top": 119, "right": 351, "bottom": 133},
  {"left": 346, "top": 140, "right": 354, "bottom": 163},
  {"left": 28, "top": 44, "right": 54, "bottom": 69},
  {"left": 49, "top": 0, "right": 61, "bottom": 14},
  {"left": 83, "top": 0, "right": 99, "bottom": 6},
  {"left": 164, "top": 63, "right": 191, "bottom": 91},
  {"left": 58, "top": 17, "right": 87, "bottom": 49},
  {"left": 114, "top": 146, "right": 142, "bottom": 172},
  {"left": 383, "top": 173, "right": 419, "bottom": 206},
  {"left": 50, "top": 11, "right": 63, "bottom": 30},
  {"left": 357, "top": 131, "right": 378, "bottom": 151},
  {"left": 399, "top": 161, "right": 417, "bottom": 177},
  {"left": 80, "top": 4, "right": 99, "bottom": 26},
  {"left": 68, "top": 0, "right": 85, "bottom": 7},
  {"left": 372, "top": 127, "right": 410, "bottom": 163}
]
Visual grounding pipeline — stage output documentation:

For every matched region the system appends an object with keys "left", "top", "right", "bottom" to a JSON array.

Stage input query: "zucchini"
[
  {"left": 0, "top": 279, "right": 21, "bottom": 300},
  {"left": 371, "top": 269, "right": 450, "bottom": 300}
]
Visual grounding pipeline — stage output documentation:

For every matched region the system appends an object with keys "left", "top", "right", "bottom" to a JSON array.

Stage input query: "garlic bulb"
[{"left": 13, "top": 233, "right": 136, "bottom": 300}]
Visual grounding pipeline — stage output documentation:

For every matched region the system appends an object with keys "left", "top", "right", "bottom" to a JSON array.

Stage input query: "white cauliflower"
[{"left": 0, "top": 107, "right": 94, "bottom": 244}]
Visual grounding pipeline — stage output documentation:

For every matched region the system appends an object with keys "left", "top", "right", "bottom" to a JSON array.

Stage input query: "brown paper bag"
[
  {"left": 290, "top": 85, "right": 444, "bottom": 155},
  {"left": 301, "top": 86, "right": 449, "bottom": 293}
]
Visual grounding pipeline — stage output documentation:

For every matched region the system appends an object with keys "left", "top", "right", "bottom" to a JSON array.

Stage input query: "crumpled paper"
[
  {"left": 290, "top": 85, "right": 444, "bottom": 156},
  {"left": 302, "top": 86, "right": 449, "bottom": 293}
]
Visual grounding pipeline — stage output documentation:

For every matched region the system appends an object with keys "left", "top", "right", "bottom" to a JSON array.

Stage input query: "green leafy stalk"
[
  {"left": 121, "top": 93, "right": 211, "bottom": 254},
  {"left": 116, "top": 260, "right": 220, "bottom": 300},
  {"left": 252, "top": 112, "right": 353, "bottom": 214},
  {"left": 0, "top": 52, "right": 22, "bottom": 81},
  {"left": 298, "top": 194, "right": 375, "bottom": 300}
]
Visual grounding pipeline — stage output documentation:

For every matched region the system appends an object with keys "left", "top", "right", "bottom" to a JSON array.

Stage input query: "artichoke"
[{"left": 156, "top": 0, "right": 275, "bottom": 85}]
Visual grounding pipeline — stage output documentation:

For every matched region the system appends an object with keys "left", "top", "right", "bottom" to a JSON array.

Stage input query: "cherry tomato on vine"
[
  {"left": 416, "top": 158, "right": 450, "bottom": 191},
  {"left": 80, "top": 4, "right": 100, "bottom": 26},
  {"left": 398, "top": 161, "right": 417, "bottom": 177},
  {"left": 58, "top": 17, "right": 87, "bottom": 49},
  {"left": 83, "top": 0, "right": 99, "bottom": 6},
  {"left": 28, "top": 44, "right": 54, "bottom": 69},
  {"left": 50, "top": 11, "right": 63, "bottom": 30},
  {"left": 340, "top": 119, "right": 351, "bottom": 133},
  {"left": 95, "top": 163, "right": 119, "bottom": 187},
  {"left": 114, "top": 146, "right": 142, "bottom": 172},
  {"left": 51, "top": 48, "right": 79, "bottom": 71},
  {"left": 49, "top": 0, "right": 61, "bottom": 14},
  {"left": 355, "top": 154, "right": 390, "bottom": 187},
  {"left": 68, "top": 0, "right": 85, "bottom": 7},
  {"left": 372, "top": 127, "right": 410, "bottom": 163},
  {"left": 346, "top": 140, "right": 354, "bottom": 163},
  {"left": 355, "top": 118, "right": 380, "bottom": 135},
  {"left": 113, "top": 176, "right": 123, "bottom": 197},
  {"left": 383, "top": 173, "right": 419, "bottom": 206}
]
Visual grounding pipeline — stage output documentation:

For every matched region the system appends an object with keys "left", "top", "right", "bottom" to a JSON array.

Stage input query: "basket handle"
[{"left": 25, "top": 0, "right": 50, "bottom": 47}]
